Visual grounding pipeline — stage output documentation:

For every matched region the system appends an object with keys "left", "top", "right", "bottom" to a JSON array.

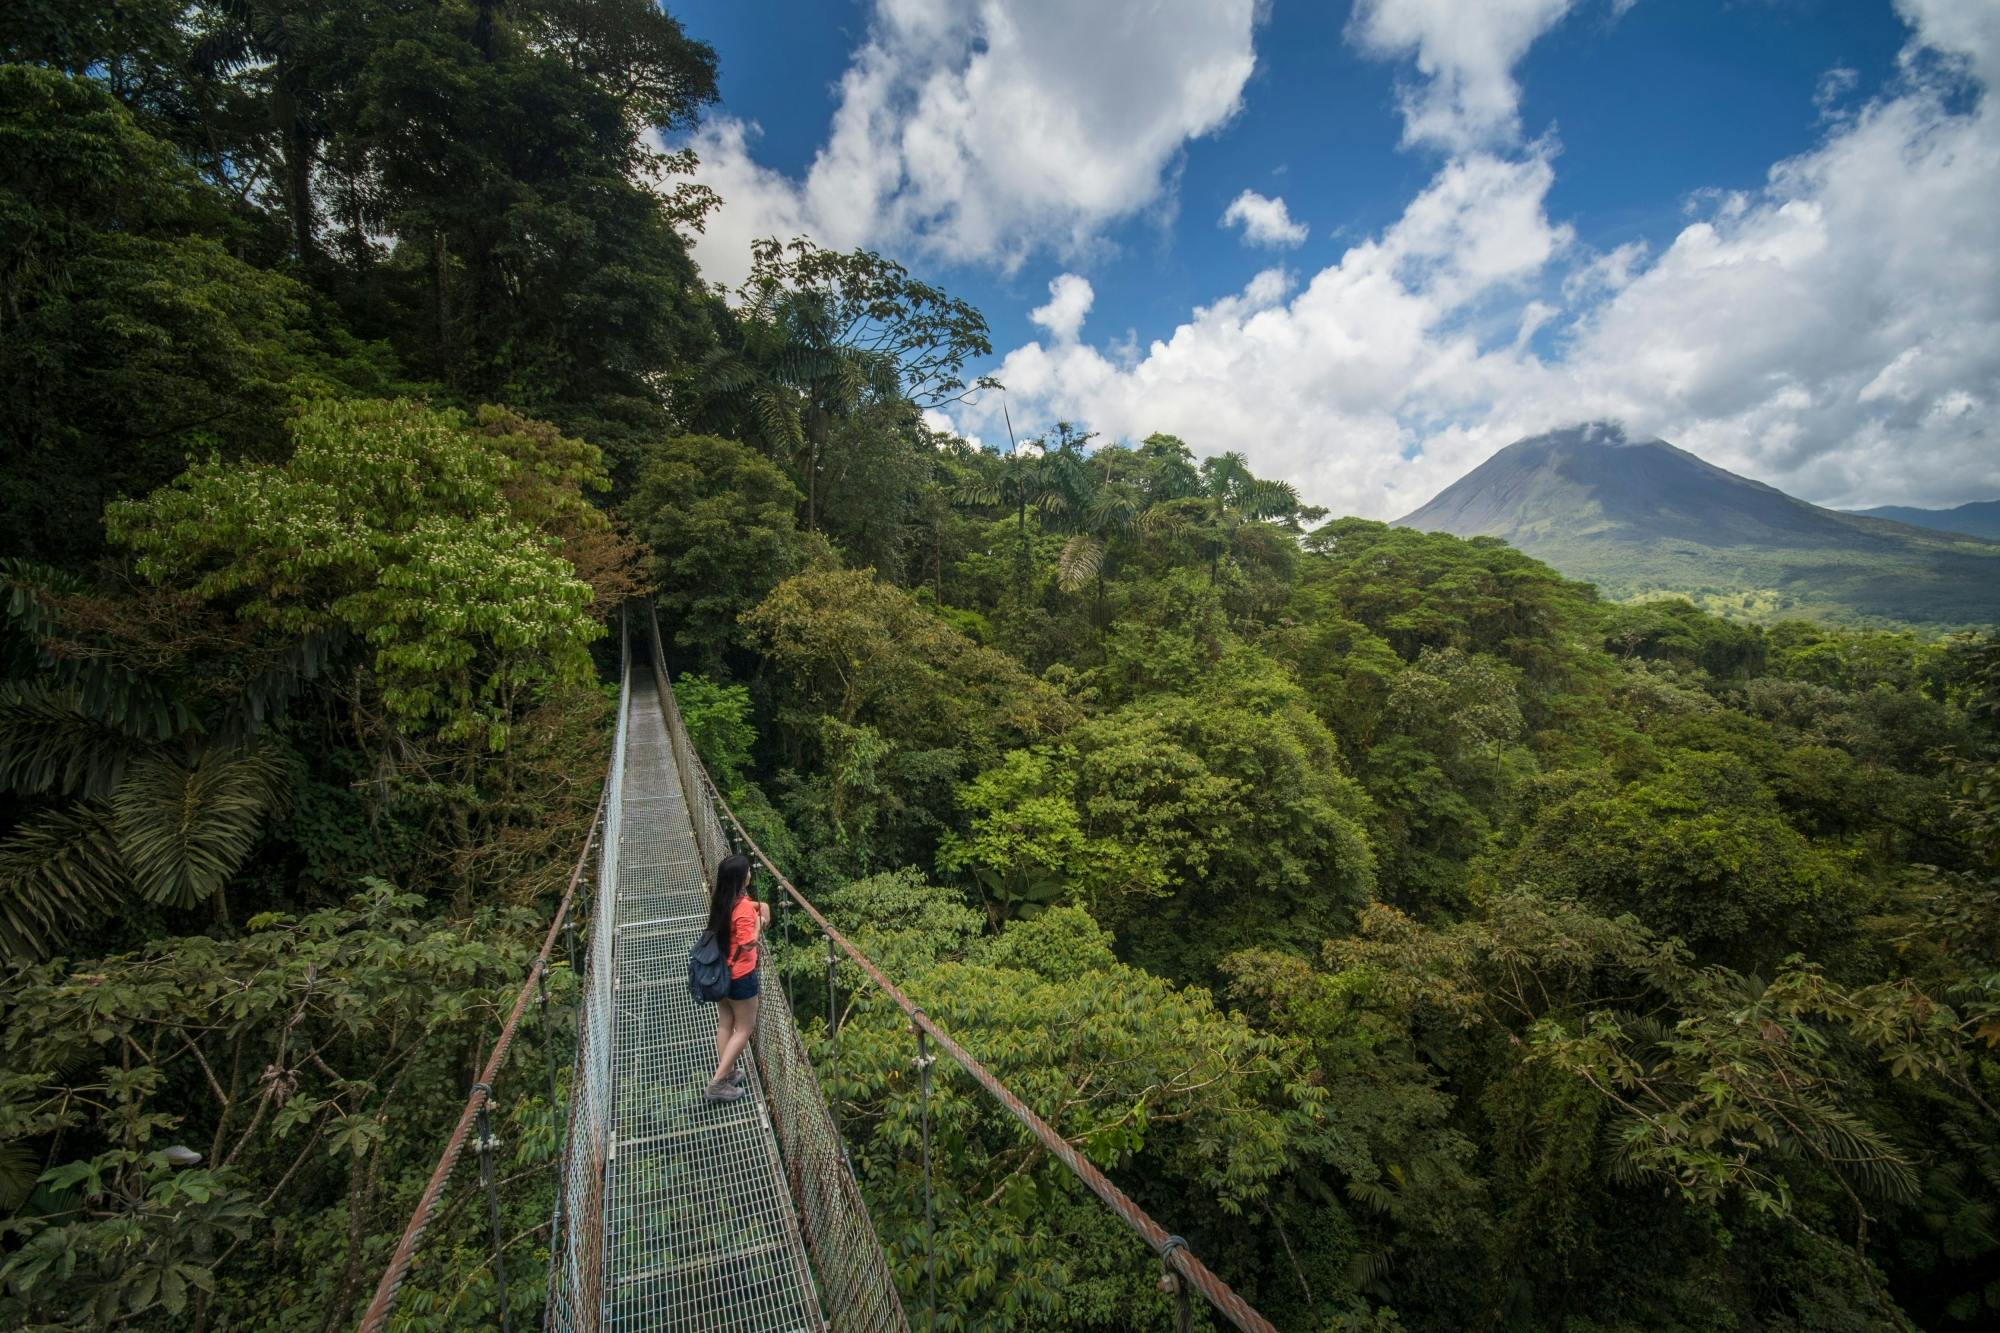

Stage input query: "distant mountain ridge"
[
  {"left": 1393, "top": 423, "right": 2000, "bottom": 629},
  {"left": 1844, "top": 500, "right": 2000, "bottom": 541}
]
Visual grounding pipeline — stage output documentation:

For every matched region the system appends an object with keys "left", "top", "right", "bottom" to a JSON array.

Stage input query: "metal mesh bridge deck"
[
  {"left": 602, "top": 671, "right": 822, "bottom": 1332},
  {"left": 376, "top": 606, "right": 1268, "bottom": 1333}
]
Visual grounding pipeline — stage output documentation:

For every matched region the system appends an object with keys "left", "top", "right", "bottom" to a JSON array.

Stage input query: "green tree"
[
  {"left": 809, "top": 890, "right": 1303, "bottom": 1331},
  {"left": 702, "top": 238, "right": 994, "bottom": 532},
  {"left": 1362, "top": 648, "right": 1534, "bottom": 914},
  {"left": 0, "top": 67, "right": 348, "bottom": 564},
  {"left": 1300, "top": 519, "right": 1596, "bottom": 694},
  {"left": 187, "top": 0, "right": 341, "bottom": 266},
  {"left": 673, "top": 672, "right": 756, "bottom": 791},
  {"left": 1499, "top": 750, "right": 1861, "bottom": 967},
  {"left": 1142, "top": 450, "right": 1312, "bottom": 588},
  {"left": 107, "top": 397, "right": 604, "bottom": 749},
  {"left": 0, "top": 885, "right": 565, "bottom": 1328},
  {"left": 1224, "top": 946, "right": 1489, "bottom": 1327},
  {"left": 1070, "top": 652, "right": 1377, "bottom": 979},
  {"left": 956, "top": 433, "right": 1086, "bottom": 595},
  {"left": 629, "top": 434, "right": 804, "bottom": 669},
  {"left": 744, "top": 566, "right": 1072, "bottom": 875},
  {"left": 935, "top": 746, "right": 1165, "bottom": 928}
]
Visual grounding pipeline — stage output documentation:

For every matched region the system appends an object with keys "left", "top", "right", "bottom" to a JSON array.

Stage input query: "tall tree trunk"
[
  {"left": 1016, "top": 495, "right": 1030, "bottom": 594},
  {"left": 474, "top": 0, "right": 498, "bottom": 59},
  {"left": 431, "top": 230, "right": 451, "bottom": 381},
  {"left": 273, "top": 76, "right": 315, "bottom": 266},
  {"left": 807, "top": 434, "right": 819, "bottom": 532}
]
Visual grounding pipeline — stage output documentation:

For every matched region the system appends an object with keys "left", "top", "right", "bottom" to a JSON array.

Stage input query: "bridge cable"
[
  {"left": 643, "top": 604, "right": 1279, "bottom": 1333},
  {"left": 355, "top": 751, "right": 610, "bottom": 1331}
]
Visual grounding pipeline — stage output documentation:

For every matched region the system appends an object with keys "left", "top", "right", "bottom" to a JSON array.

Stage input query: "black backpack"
[{"left": 688, "top": 929, "right": 730, "bottom": 1002}]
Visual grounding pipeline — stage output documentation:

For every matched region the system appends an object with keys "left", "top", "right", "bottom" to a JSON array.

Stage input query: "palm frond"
[
  {"left": 752, "top": 386, "right": 806, "bottom": 452},
  {"left": 0, "top": 684, "right": 142, "bottom": 801},
  {"left": 1, "top": 562, "right": 194, "bottom": 742},
  {"left": 1138, "top": 502, "right": 1194, "bottom": 539},
  {"left": 1057, "top": 536, "right": 1105, "bottom": 593},
  {"left": 1806, "top": 1104, "right": 1921, "bottom": 1205},
  {"left": 111, "top": 746, "right": 291, "bottom": 910},
  {"left": 0, "top": 1140, "right": 38, "bottom": 1212},
  {"left": 1203, "top": 451, "right": 1253, "bottom": 498},
  {"left": 0, "top": 804, "right": 127, "bottom": 960},
  {"left": 212, "top": 627, "right": 351, "bottom": 747},
  {"left": 698, "top": 352, "right": 758, "bottom": 395},
  {"left": 1243, "top": 478, "right": 1303, "bottom": 520},
  {"left": 1084, "top": 489, "right": 1139, "bottom": 533},
  {"left": 1, "top": 557, "right": 88, "bottom": 645}
]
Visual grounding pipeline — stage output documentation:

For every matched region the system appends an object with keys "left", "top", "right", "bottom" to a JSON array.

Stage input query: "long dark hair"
[{"left": 705, "top": 854, "right": 753, "bottom": 950}]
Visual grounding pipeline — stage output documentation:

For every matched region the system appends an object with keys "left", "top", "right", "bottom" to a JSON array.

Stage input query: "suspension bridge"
[{"left": 356, "top": 606, "right": 1275, "bottom": 1333}]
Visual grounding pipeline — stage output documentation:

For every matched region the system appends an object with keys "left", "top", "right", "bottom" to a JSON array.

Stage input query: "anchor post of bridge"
[
  {"left": 781, "top": 893, "right": 794, "bottom": 1013},
  {"left": 912, "top": 1020, "right": 938, "bottom": 1331},
  {"left": 1156, "top": 1234, "right": 1194, "bottom": 1333},
  {"left": 471, "top": 1085, "right": 511, "bottom": 1333},
  {"left": 825, "top": 933, "right": 842, "bottom": 1151}
]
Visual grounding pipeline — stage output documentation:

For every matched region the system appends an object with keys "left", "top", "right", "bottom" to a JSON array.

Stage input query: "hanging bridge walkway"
[
  {"left": 357, "top": 606, "right": 1273, "bottom": 1333},
  {"left": 594, "top": 666, "right": 827, "bottom": 1329}
]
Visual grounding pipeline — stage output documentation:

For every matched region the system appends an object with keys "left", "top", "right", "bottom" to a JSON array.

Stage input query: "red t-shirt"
[{"left": 728, "top": 896, "right": 760, "bottom": 979}]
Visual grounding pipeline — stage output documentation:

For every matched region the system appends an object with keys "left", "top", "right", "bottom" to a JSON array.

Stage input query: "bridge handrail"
[
  {"left": 642, "top": 603, "right": 1277, "bottom": 1333},
  {"left": 356, "top": 610, "right": 624, "bottom": 1333},
  {"left": 355, "top": 788, "right": 608, "bottom": 1330}
]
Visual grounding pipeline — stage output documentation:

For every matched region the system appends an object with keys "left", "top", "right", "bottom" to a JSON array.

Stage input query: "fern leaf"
[{"left": 0, "top": 1141, "right": 36, "bottom": 1211}]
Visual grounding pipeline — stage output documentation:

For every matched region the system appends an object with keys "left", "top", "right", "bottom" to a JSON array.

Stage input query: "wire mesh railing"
[
  {"left": 545, "top": 613, "right": 632, "bottom": 1332},
  {"left": 357, "top": 616, "right": 624, "bottom": 1333},
  {"left": 642, "top": 609, "right": 908, "bottom": 1333},
  {"left": 638, "top": 603, "right": 1277, "bottom": 1333},
  {"left": 364, "top": 599, "right": 1275, "bottom": 1332}
]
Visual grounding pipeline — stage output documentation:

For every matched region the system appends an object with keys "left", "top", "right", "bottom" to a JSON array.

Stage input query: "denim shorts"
[{"left": 726, "top": 969, "right": 760, "bottom": 1001}]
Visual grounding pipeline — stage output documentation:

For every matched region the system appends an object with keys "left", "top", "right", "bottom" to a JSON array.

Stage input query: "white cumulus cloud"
[
  {"left": 1554, "top": 56, "right": 2000, "bottom": 510},
  {"left": 943, "top": 0, "right": 2000, "bottom": 517},
  {"left": 1030, "top": 274, "right": 1095, "bottom": 343},
  {"left": 1895, "top": 0, "right": 2000, "bottom": 88},
  {"left": 1347, "top": 0, "right": 1583, "bottom": 150},
  {"left": 680, "top": 0, "right": 1262, "bottom": 288},
  {"left": 956, "top": 149, "right": 1575, "bottom": 519},
  {"left": 1221, "top": 189, "right": 1309, "bottom": 247}
]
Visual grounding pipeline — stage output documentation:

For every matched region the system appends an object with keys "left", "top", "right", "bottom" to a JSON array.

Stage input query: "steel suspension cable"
[
  {"left": 645, "top": 629, "right": 1277, "bottom": 1333},
  {"left": 355, "top": 781, "right": 609, "bottom": 1332}
]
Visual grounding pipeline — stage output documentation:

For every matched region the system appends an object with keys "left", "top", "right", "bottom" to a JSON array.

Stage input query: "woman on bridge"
[{"left": 704, "top": 853, "right": 767, "bottom": 1102}]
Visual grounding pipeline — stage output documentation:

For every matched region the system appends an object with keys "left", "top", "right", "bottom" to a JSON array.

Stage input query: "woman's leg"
[
  {"left": 710, "top": 1000, "right": 736, "bottom": 1086},
  {"left": 714, "top": 995, "right": 759, "bottom": 1086}
]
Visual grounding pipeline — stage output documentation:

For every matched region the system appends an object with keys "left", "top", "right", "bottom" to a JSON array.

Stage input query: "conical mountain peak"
[{"left": 1392, "top": 427, "right": 1999, "bottom": 627}]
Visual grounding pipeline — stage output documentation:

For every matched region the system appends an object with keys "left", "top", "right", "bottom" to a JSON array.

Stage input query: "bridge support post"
[
  {"left": 1157, "top": 1235, "right": 1193, "bottom": 1333},
  {"left": 825, "top": 934, "right": 841, "bottom": 1144},
  {"left": 914, "top": 1022, "right": 937, "bottom": 1330},
  {"left": 473, "top": 1087, "right": 512, "bottom": 1333},
  {"left": 537, "top": 965, "right": 562, "bottom": 1165},
  {"left": 782, "top": 895, "right": 793, "bottom": 1013}
]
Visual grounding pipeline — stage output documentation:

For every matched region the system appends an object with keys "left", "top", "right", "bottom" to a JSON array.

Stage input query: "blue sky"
[{"left": 666, "top": 1, "right": 1998, "bottom": 519}]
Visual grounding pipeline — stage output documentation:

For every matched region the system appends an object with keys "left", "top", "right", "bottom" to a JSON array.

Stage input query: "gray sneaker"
[{"left": 703, "top": 1081, "right": 745, "bottom": 1102}]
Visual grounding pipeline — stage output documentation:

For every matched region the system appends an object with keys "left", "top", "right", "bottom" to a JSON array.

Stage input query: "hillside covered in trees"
[{"left": 3, "top": 3, "right": 1999, "bottom": 1330}]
